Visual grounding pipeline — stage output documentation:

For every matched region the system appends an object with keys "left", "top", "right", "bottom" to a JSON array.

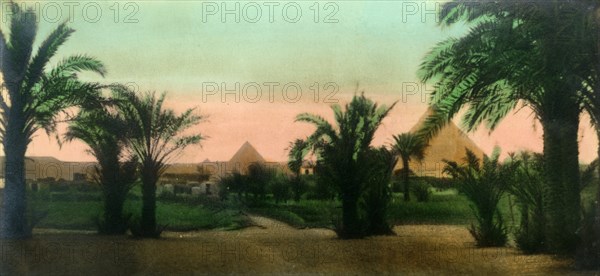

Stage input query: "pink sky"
[{"left": 22, "top": 91, "right": 599, "bottom": 164}]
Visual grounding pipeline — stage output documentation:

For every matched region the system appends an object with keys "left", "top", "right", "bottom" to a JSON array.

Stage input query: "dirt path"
[
  {"left": 245, "top": 213, "right": 296, "bottom": 230},
  {"left": 1, "top": 216, "right": 583, "bottom": 275}
]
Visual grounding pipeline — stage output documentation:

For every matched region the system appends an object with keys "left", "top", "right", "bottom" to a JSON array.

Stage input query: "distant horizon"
[{"left": 2, "top": 0, "right": 598, "bottom": 163}]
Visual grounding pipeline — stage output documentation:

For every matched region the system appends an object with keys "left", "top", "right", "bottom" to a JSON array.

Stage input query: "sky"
[{"left": 3, "top": 0, "right": 598, "bottom": 163}]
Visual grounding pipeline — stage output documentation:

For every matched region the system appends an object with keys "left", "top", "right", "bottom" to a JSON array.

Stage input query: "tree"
[
  {"left": 418, "top": 0, "right": 587, "bottom": 253},
  {"left": 506, "top": 151, "right": 546, "bottom": 253},
  {"left": 0, "top": 3, "right": 106, "bottom": 238},
  {"left": 288, "top": 139, "right": 309, "bottom": 202},
  {"left": 392, "top": 133, "right": 427, "bottom": 201},
  {"left": 65, "top": 106, "right": 138, "bottom": 234},
  {"left": 293, "top": 93, "right": 396, "bottom": 238},
  {"left": 443, "top": 148, "right": 517, "bottom": 247},
  {"left": 113, "top": 88, "right": 204, "bottom": 237},
  {"left": 361, "top": 146, "right": 397, "bottom": 235}
]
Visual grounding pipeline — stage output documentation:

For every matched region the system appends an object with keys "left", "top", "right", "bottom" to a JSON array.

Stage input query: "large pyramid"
[
  {"left": 395, "top": 109, "right": 485, "bottom": 178},
  {"left": 227, "top": 141, "right": 266, "bottom": 174}
]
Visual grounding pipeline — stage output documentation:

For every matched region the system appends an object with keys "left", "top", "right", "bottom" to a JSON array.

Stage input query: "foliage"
[
  {"left": 443, "top": 148, "right": 516, "bottom": 247},
  {"left": 113, "top": 87, "right": 204, "bottom": 237},
  {"left": 505, "top": 151, "right": 546, "bottom": 253},
  {"left": 412, "top": 181, "right": 432, "bottom": 202},
  {"left": 246, "top": 163, "right": 272, "bottom": 203},
  {"left": 576, "top": 203, "right": 600, "bottom": 269},
  {"left": 305, "top": 168, "right": 337, "bottom": 200},
  {"left": 218, "top": 172, "right": 247, "bottom": 201},
  {"left": 0, "top": 2, "right": 106, "bottom": 238},
  {"left": 393, "top": 133, "right": 427, "bottom": 201},
  {"left": 65, "top": 106, "right": 139, "bottom": 235},
  {"left": 361, "top": 147, "right": 397, "bottom": 235},
  {"left": 418, "top": 0, "right": 589, "bottom": 254},
  {"left": 270, "top": 173, "right": 292, "bottom": 204},
  {"left": 289, "top": 176, "right": 308, "bottom": 202},
  {"left": 293, "top": 92, "right": 396, "bottom": 238}
]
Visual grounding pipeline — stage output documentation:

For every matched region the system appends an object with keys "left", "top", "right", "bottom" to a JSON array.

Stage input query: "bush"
[
  {"left": 443, "top": 148, "right": 514, "bottom": 247},
  {"left": 362, "top": 147, "right": 396, "bottom": 235},
  {"left": 305, "top": 175, "right": 336, "bottom": 200},
  {"left": 218, "top": 172, "right": 246, "bottom": 201},
  {"left": 507, "top": 152, "right": 546, "bottom": 253},
  {"left": 412, "top": 181, "right": 432, "bottom": 202},
  {"left": 576, "top": 203, "right": 600, "bottom": 269},
  {"left": 270, "top": 175, "right": 291, "bottom": 203},
  {"left": 290, "top": 176, "right": 307, "bottom": 202}
]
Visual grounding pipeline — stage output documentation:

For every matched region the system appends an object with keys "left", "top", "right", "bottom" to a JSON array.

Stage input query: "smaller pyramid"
[{"left": 227, "top": 141, "right": 266, "bottom": 174}]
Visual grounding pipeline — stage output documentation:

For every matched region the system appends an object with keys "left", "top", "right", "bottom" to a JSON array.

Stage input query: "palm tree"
[
  {"left": 443, "top": 147, "right": 517, "bottom": 247},
  {"left": 288, "top": 139, "right": 308, "bottom": 202},
  {"left": 65, "top": 106, "right": 138, "bottom": 234},
  {"left": 113, "top": 88, "right": 204, "bottom": 237},
  {"left": 418, "top": 0, "right": 588, "bottom": 253},
  {"left": 0, "top": 2, "right": 106, "bottom": 238},
  {"left": 392, "top": 133, "right": 427, "bottom": 201},
  {"left": 361, "top": 146, "right": 397, "bottom": 235},
  {"left": 293, "top": 93, "right": 396, "bottom": 238}
]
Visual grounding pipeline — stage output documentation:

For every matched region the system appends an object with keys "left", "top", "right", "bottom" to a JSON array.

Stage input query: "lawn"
[
  {"left": 22, "top": 184, "right": 597, "bottom": 233},
  {"left": 26, "top": 188, "right": 250, "bottom": 231}
]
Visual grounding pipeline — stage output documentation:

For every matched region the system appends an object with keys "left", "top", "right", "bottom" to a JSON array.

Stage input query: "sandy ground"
[{"left": 0, "top": 216, "right": 589, "bottom": 275}]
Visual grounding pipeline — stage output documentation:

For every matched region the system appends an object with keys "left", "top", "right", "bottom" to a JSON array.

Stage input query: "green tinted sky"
[
  {"left": 5, "top": 0, "right": 596, "bottom": 162},
  {"left": 10, "top": 0, "right": 468, "bottom": 92}
]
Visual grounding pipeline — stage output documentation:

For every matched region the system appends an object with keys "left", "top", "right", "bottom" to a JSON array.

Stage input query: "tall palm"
[
  {"left": 65, "top": 106, "right": 138, "bottom": 234},
  {"left": 293, "top": 93, "right": 396, "bottom": 238},
  {"left": 287, "top": 138, "right": 308, "bottom": 202},
  {"left": 418, "top": 0, "right": 588, "bottom": 253},
  {"left": 572, "top": 2, "right": 600, "bottom": 264},
  {"left": 0, "top": 3, "right": 106, "bottom": 238},
  {"left": 113, "top": 88, "right": 204, "bottom": 237},
  {"left": 392, "top": 133, "right": 427, "bottom": 201}
]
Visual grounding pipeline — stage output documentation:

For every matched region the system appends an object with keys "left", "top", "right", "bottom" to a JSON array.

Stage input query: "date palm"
[
  {"left": 65, "top": 106, "right": 138, "bottom": 235},
  {"left": 293, "top": 93, "right": 396, "bottom": 238},
  {"left": 443, "top": 148, "right": 516, "bottom": 247},
  {"left": 113, "top": 88, "right": 204, "bottom": 237},
  {"left": 287, "top": 138, "right": 309, "bottom": 201},
  {"left": 418, "top": 0, "right": 588, "bottom": 253},
  {"left": 0, "top": 2, "right": 106, "bottom": 238},
  {"left": 392, "top": 133, "right": 427, "bottom": 201}
]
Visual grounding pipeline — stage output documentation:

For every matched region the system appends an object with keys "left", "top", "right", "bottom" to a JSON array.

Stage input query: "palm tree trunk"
[
  {"left": 595, "top": 130, "right": 600, "bottom": 244},
  {"left": 141, "top": 166, "right": 157, "bottom": 236},
  {"left": 1, "top": 111, "right": 29, "bottom": 239},
  {"left": 403, "top": 159, "right": 410, "bottom": 201},
  {"left": 541, "top": 105, "right": 581, "bottom": 254},
  {"left": 341, "top": 190, "right": 361, "bottom": 238},
  {"left": 101, "top": 160, "right": 126, "bottom": 234}
]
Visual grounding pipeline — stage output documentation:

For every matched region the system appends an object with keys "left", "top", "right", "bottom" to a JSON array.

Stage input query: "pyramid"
[
  {"left": 395, "top": 109, "right": 486, "bottom": 178},
  {"left": 227, "top": 141, "right": 266, "bottom": 174}
]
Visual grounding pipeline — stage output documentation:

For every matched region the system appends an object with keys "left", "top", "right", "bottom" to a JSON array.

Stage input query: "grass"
[
  {"left": 27, "top": 188, "right": 249, "bottom": 231},
  {"left": 388, "top": 190, "right": 473, "bottom": 225},
  {"left": 22, "top": 184, "right": 597, "bottom": 232}
]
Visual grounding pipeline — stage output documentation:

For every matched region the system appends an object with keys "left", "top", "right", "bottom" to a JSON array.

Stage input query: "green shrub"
[
  {"left": 507, "top": 152, "right": 546, "bottom": 253},
  {"left": 443, "top": 148, "right": 514, "bottom": 247},
  {"left": 289, "top": 176, "right": 308, "bottom": 202},
  {"left": 362, "top": 147, "right": 396, "bottom": 235},
  {"left": 412, "top": 181, "right": 432, "bottom": 202},
  {"left": 575, "top": 203, "right": 600, "bottom": 269},
  {"left": 270, "top": 174, "right": 292, "bottom": 203}
]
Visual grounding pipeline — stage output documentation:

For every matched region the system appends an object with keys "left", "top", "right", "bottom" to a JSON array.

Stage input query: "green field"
[{"left": 20, "top": 182, "right": 598, "bottom": 233}]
